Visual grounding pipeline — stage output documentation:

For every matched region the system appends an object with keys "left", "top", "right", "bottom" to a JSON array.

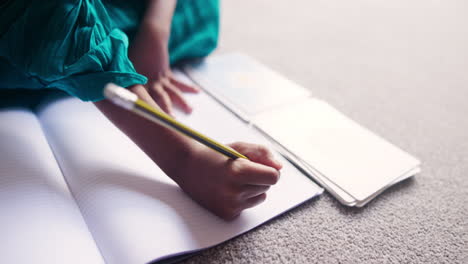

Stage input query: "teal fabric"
[
  {"left": 168, "top": 0, "right": 220, "bottom": 65},
  {"left": 0, "top": 0, "right": 219, "bottom": 103}
]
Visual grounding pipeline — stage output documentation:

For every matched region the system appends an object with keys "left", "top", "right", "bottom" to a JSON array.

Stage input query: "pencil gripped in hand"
[{"left": 104, "top": 83, "right": 248, "bottom": 160}]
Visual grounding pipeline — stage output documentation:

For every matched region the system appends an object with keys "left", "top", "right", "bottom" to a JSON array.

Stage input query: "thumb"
[{"left": 228, "top": 142, "right": 283, "bottom": 170}]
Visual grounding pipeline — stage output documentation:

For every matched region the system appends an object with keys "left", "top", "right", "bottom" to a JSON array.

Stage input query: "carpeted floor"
[{"left": 181, "top": 1, "right": 468, "bottom": 263}]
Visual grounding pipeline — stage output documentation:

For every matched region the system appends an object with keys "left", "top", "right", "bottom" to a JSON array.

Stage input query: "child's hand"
[
  {"left": 96, "top": 88, "right": 281, "bottom": 220},
  {"left": 174, "top": 142, "right": 283, "bottom": 220},
  {"left": 129, "top": 21, "right": 199, "bottom": 116}
]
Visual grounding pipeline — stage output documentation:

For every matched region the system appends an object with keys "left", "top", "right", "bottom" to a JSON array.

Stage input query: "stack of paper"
[{"left": 185, "top": 53, "right": 421, "bottom": 206}]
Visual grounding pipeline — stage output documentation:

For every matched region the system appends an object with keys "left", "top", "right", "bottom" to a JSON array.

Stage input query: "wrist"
[
  {"left": 142, "top": 0, "right": 176, "bottom": 41},
  {"left": 140, "top": 19, "right": 170, "bottom": 42},
  {"left": 163, "top": 139, "right": 201, "bottom": 186}
]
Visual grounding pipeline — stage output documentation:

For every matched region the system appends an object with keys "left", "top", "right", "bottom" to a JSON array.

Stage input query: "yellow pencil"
[{"left": 104, "top": 83, "right": 248, "bottom": 160}]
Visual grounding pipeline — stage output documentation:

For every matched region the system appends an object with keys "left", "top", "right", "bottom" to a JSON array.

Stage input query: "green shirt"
[{"left": 0, "top": 0, "right": 219, "bottom": 102}]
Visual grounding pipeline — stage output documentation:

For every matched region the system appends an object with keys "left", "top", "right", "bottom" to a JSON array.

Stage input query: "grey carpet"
[{"left": 180, "top": 1, "right": 468, "bottom": 263}]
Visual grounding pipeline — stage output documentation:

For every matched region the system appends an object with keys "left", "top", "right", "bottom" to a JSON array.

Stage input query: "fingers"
[
  {"left": 145, "top": 72, "right": 197, "bottom": 114},
  {"left": 167, "top": 72, "right": 200, "bottom": 93},
  {"left": 221, "top": 186, "right": 268, "bottom": 219},
  {"left": 228, "top": 142, "right": 283, "bottom": 170},
  {"left": 228, "top": 159, "right": 280, "bottom": 185},
  {"left": 176, "top": 143, "right": 279, "bottom": 220},
  {"left": 129, "top": 84, "right": 161, "bottom": 110},
  {"left": 148, "top": 82, "right": 173, "bottom": 115},
  {"left": 217, "top": 193, "right": 267, "bottom": 220},
  {"left": 161, "top": 78, "right": 193, "bottom": 113},
  {"left": 243, "top": 193, "right": 267, "bottom": 209},
  {"left": 241, "top": 184, "right": 270, "bottom": 199}
]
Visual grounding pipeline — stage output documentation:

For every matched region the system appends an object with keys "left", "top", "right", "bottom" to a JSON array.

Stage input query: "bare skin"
[
  {"left": 94, "top": 0, "right": 283, "bottom": 220},
  {"left": 95, "top": 91, "right": 282, "bottom": 220},
  {"left": 128, "top": 0, "right": 199, "bottom": 116}
]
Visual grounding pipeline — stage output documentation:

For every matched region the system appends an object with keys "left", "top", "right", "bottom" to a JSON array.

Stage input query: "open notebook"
[
  {"left": 185, "top": 53, "right": 421, "bottom": 207},
  {"left": 0, "top": 70, "right": 322, "bottom": 264}
]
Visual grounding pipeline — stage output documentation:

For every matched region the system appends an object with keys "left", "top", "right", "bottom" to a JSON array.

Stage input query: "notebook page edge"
[{"left": 253, "top": 97, "right": 421, "bottom": 202}]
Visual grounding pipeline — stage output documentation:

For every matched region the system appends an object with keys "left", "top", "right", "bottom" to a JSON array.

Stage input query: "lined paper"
[
  {"left": 0, "top": 109, "right": 104, "bottom": 264},
  {"left": 37, "top": 81, "right": 322, "bottom": 263}
]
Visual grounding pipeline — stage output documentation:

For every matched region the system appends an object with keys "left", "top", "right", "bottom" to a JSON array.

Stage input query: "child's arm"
[
  {"left": 129, "top": 0, "right": 198, "bottom": 116},
  {"left": 94, "top": 84, "right": 282, "bottom": 220}
]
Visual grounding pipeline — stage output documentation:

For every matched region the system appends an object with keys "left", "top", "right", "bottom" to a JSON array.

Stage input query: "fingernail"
[{"left": 274, "top": 159, "right": 283, "bottom": 168}]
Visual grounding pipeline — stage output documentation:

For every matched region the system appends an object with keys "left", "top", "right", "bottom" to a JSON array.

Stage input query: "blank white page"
[
  {"left": 254, "top": 98, "right": 420, "bottom": 202},
  {"left": 37, "top": 85, "right": 322, "bottom": 263},
  {"left": 185, "top": 53, "right": 311, "bottom": 119},
  {"left": 0, "top": 109, "right": 104, "bottom": 264}
]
